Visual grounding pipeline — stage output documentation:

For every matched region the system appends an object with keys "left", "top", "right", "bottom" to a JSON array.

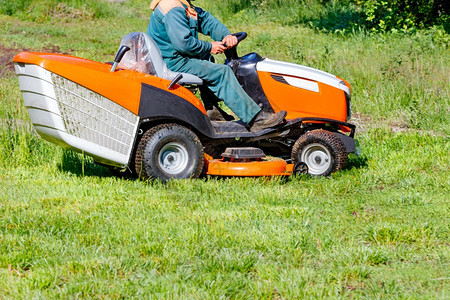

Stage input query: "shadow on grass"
[
  {"left": 316, "top": 10, "right": 362, "bottom": 32},
  {"left": 286, "top": 5, "right": 363, "bottom": 32},
  {"left": 57, "top": 149, "right": 120, "bottom": 178},
  {"left": 57, "top": 148, "right": 368, "bottom": 182},
  {"left": 347, "top": 154, "right": 369, "bottom": 170}
]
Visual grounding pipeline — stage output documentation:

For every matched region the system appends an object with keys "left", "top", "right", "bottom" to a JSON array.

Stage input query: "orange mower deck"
[{"left": 205, "top": 155, "right": 294, "bottom": 176}]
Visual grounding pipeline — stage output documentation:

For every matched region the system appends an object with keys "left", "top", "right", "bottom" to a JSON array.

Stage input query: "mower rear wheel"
[
  {"left": 291, "top": 130, "right": 347, "bottom": 176},
  {"left": 135, "top": 124, "right": 204, "bottom": 181}
]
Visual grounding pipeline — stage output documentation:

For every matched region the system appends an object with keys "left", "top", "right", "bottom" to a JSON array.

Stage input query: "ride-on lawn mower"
[{"left": 13, "top": 32, "right": 359, "bottom": 180}]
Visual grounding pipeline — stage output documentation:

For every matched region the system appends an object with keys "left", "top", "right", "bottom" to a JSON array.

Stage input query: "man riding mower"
[{"left": 13, "top": 0, "right": 359, "bottom": 181}]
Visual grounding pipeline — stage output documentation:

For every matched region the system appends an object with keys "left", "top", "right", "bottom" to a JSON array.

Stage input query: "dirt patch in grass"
[
  {"left": 351, "top": 113, "right": 445, "bottom": 136},
  {"left": 50, "top": 3, "right": 95, "bottom": 21},
  {"left": 0, "top": 45, "right": 70, "bottom": 77},
  {"left": 351, "top": 113, "right": 373, "bottom": 133}
]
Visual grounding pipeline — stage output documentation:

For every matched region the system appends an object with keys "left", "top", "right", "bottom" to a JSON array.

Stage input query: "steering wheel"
[
  {"left": 223, "top": 32, "right": 247, "bottom": 47},
  {"left": 224, "top": 32, "right": 247, "bottom": 61},
  {"left": 232, "top": 32, "right": 247, "bottom": 44}
]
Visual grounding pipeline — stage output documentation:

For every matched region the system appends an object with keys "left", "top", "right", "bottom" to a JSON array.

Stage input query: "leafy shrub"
[
  {"left": 0, "top": 0, "right": 32, "bottom": 16},
  {"left": 207, "top": 0, "right": 448, "bottom": 32},
  {"left": 353, "top": 0, "right": 449, "bottom": 32},
  {"left": 0, "top": 0, "right": 117, "bottom": 21}
]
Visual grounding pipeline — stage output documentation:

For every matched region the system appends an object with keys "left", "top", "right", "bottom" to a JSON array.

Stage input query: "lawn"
[{"left": 0, "top": 0, "right": 449, "bottom": 297}]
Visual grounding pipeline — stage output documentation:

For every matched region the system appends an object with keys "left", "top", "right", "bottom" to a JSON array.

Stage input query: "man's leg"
[
  {"left": 175, "top": 59, "right": 261, "bottom": 124},
  {"left": 199, "top": 85, "right": 234, "bottom": 121}
]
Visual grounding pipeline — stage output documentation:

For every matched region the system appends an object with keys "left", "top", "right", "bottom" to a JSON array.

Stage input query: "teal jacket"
[{"left": 147, "top": 2, "right": 230, "bottom": 70}]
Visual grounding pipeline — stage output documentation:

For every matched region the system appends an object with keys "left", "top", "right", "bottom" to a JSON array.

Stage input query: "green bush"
[
  {"left": 205, "top": 0, "right": 448, "bottom": 32},
  {"left": 0, "top": 0, "right": 32, "bottom": 15},
  {"left": 354, "top": 0, "right": 449, "bottom": 32},
  {"left": 0, "top": 0, "right": 117, "bottom": 21}
]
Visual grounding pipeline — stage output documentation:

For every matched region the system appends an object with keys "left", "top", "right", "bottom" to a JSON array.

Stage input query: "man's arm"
[
  {"left": 163, "top": 6, "right": 212, "bottom": 56},
  {"left": 196, "top": 7, "right": 231, "bottom": 42}
]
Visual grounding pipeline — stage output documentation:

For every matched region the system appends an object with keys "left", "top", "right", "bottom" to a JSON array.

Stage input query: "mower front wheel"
[
  {"left": 135, "top": 124, "right": 204, "bottom": 181},
  {"left": 291, "top": 130, "right": 347, "bottom": 176}
]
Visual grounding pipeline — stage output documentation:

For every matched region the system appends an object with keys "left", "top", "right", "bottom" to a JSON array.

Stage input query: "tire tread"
[
  {"left": 291, "top": 129, "right": 347, "bottom": 176},
  {"left": 135, "top": 123, "right": 204, "bottom": 181}
]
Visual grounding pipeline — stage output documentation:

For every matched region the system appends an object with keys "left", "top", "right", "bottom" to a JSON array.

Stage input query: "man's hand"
[
  {"left": 222, "top": 35, "right": 238, "bottom": 49},
  {"left": 210, "top": 41, "right": 226, "bottom": 55},
  {"left": 210, "top": 35, "right": 238, "bottom": 55}
]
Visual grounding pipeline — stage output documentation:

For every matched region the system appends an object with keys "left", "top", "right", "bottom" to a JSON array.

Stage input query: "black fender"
[
  {"left": 299, "top": 117, "right": 357, "bottom": 154},
  {"left": 334, "top": 132, "right": 356, "bottom": 154},
  {"left": 138, "top": 83, "right": 215, "bottom": 138}
]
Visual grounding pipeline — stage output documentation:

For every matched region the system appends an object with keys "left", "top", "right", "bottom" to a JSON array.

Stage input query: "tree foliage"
[
  {"left": 353, "top": 0, "right": 449, "bottom": 31},
  {"left": 217, "top": 0, "right": 449, "bottom": 31}
]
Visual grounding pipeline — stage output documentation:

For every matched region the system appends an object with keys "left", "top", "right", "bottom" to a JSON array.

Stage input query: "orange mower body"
[{"left": 14, "top": 32, "right": 359, "bottom": 180}]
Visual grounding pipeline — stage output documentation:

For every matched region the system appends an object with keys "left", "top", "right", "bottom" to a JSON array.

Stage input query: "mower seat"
[{"left": 117, "top": 32, "right": 203, "bottom": 85}]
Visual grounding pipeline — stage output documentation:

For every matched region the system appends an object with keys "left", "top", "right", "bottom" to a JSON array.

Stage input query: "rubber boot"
[{"left": 249, "top": 110, "right": 287, "bottom": 132}]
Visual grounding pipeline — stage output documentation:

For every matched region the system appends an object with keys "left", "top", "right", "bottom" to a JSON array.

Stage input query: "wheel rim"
[
  {"left": 158, "top": 142, "right": 189, "bottom": 175},
  {"left": 301, "top": 143, "right": 332, "bottom": 175}
]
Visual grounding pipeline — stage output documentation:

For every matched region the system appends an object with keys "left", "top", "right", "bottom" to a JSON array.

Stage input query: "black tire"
[
  {"left": 291, "top": 130, "right": 347, "bottom": 176},
  {"left": 135, "top": 124, "right": 204, "bottom": 181}
]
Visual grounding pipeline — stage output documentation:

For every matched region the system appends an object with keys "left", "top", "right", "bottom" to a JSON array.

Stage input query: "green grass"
[
  {"left": 0, "top": 0, "right": 118, "bottom": 21},
  {"left": 0, "top": 0, "right": 449, "bottom": 297},
  {"left": 0, "top": 130, "right": 448, "bottom": 297}
]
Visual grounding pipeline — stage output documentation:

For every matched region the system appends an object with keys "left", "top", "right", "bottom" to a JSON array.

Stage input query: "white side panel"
[
  {"left": 34, "top": 126, "right": 130, "bottom": 166},
  {"left": 27, "top": 108, "right": 66, "bottom": 131},
  {"left": 22, "top": 92, "right": 60, "bottom": 113},
  {"left": 17, "top": 74, "right": 57, "bottom": 97},
  {"left": 257, "top": 59, "right": 350, "bottom": 95},
  {"left": 15, "top": 63, "right": 140, "bottom": 167},
  {"left": 283, "top": 76, "right": 319, "bottom": 93},
  {"left": 15, "top": 62, "right": 53, "bottom": 79}
]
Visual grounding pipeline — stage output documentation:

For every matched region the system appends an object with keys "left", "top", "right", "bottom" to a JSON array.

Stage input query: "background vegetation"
[
  {"left": 0, "top": 0, "right": 449, "bottom": 297},
  {"left": 208, "top": 0, "right": 449, "bottom": 32}
]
